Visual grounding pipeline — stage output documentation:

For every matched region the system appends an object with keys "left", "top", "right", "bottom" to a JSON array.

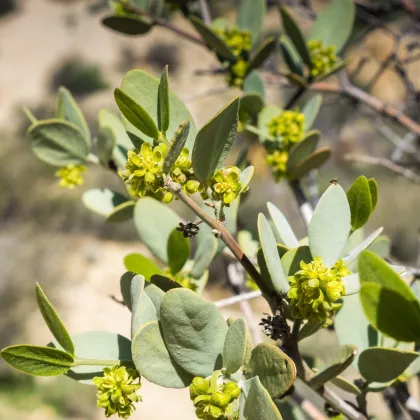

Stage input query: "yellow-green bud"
[
  {"left": 55, "top": 164, "right": 86, "bottom": 189},
  {"left": 190, "top": 377, "right": 210, "bottom": 399},
  {"left": 210, "top": 166, "right": 243, "bottom": 205},
  {"left": 287, "top": 257, "right": 348, "bottom": 325},
  {"left": 266, "top": 110, "right": 305, "bottom": 147},
  {"left": 265, "top": 150, "right": 289, "bottom": 182},
  {"left": 93, "top": 365, "right": 142, "bottom": 419},
  {"left": 223, "top": 382, "right": 241, "bottom": 399},
  {"left": 308, "top": 40, "right": 338, "bottom": 78},
  {"left": 211, "top": 392, "right": 231, "bottom": 408}
]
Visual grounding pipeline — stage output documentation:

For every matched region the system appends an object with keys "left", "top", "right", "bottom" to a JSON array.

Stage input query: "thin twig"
[
  {"left": 344, "top": 153, "right": 420, "bottom": 183},
  {"left": 199, "top": 0, "right": 212, "bottom": 26},
  {"left": 214, "top": 290, "right": 262, "bottom": 308}
]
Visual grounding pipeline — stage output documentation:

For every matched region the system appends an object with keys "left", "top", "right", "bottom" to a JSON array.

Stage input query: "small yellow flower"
[
  {"left": 266, "top": 110, "right": 305, "bottom": 147},
  {"left": 210, "top": 166, "right": 243, "bottom": 205},
  {"left": 189, "top": 371, "right": 241, "bottom": 420},
  {"left": 265, "top": 150, "right": 289, "bottom": 181},
  {"left": 55, "top": 164, "right": 86, "bottom": 189},
  {"left": 93, "top": 365, "right": 142, "bottom": 419},
  {"left": 308, "top": 40, "right": 338, "bottom": 78},
  {"left": 287, "top": 257, "right": 348, "bottom": 326}
]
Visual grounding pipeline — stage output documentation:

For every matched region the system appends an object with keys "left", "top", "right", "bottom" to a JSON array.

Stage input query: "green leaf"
[
  {"left": 368, "top": 235, "right": 391, "bottom": 259},
  {"left": 120, "top": 271, "right": 135, "bottom": 310},
  {"left": 286, "top": 130, "right": 320, "bottom": 173},
  {"left": 192, "top": 98, "right": 239, "bottom": 181},
  {"left": 243, "top": 377, "right": 284, "bottom": 420},
  {"left": 244, "top": 71, "right": 265, "bottom": 98},
  {"left": 160, "top": 288, "right": 228, "bottom": 377},
  {"left": 23, "top": 106, "right": 38, "bottom": 124},
  {"left": 287, "top": 147, "right": 331, "bottom": 179},
  {"left": 302, "top": 95, "right": 322, "bottom": 131},
  {"left": 308, "top": 344, "right": 357, "bottom": 389},
  {"left": 1, "top": 345, "right": 74, "bottom": 377},
  {"left": 258, "top": 105, "right": 282, "bottom": 141},
  {"left": 308, "top": 183, "right": 351, "bottom": 268},
  {"left": 120, "top": 69, "right": 197, "bottom": 148},
  {"left": 347, "top": 176, "right": 373, "bottom": 231},
  {"left": 150, "top": 274, "right": 183, "bottom": 292},
  {"left": 279, "top": 6, "right": 311, "bottom": 67},
  {"left": 359, "top": 283, "right": 420, "bottom": 343},
  {"left": 281, "top": 246, "right": 312, "bottom": 276},
  {"left": 359, "top": 347, "right": 419, "bottom": 383},
  {"left": 247, "top": 37, "right": 277, "bottom": 74},
  {"left": 239, "top": 94, "right": 264, "bottom": 124},
  {"left": 97, "top": 126, "right": 116, "bottom": 166},
  {"left": 244, "top": 343, "right": 296, "bottom": 399},
  {"left": 267, "top": 202, "right": 298, "bottom": 249},
  {"left": 335, "top": 294, "right": 379, "bottom": 369},
  {"left": 258, "top": 214, "right": 289, "bottom": 294},
  {"left": 158, "top": 66, "right": 170, "bottom": 133},
  {"left": 330, "top": 376, "right": 361, "bottom": 396},
  {"left": 106, "top": 201, "right": 135, "bottom": 223},
  {"left": 102, "top": 14, "right": 153, "bottom": 36},
  {"left": 35, "top": 283, "right": 74, "bottom": 355},
  {"left": 308, "top": 0, "right": 355, "bottom": 53},
  {"left": 167, "top": 229, "right": 190, "bottom": 275},
  {"left": 56, "top": 87, "right": 90, "bottom": 140},
  {"left": 131, "top": 275, "right": 158, "bottom": 338},
  {"left": 114, "top": 88, "right": 159, "bottom": 139},
  {"left": 279, "top": 35, "right": 304, "bottom": 77},
  {"left": 163, "top": 120, "right": 190, "bottom": 173},
  {"left": 342, "top": 273, "right": 360, "bottom": 295},
  {"left": 223, "top": 318, "right": 248, "bottom": 374},
  {"left": 298, "top": 323, "right": 322, "bottom": 342},
  {"left": 132, "top": 321, "right": 193, "bottom": 388},
  {"left": 98, "top": 109, "right": 134, "bottom": 167},
  {"left": 237, "top": 0, "right": 266, "bottom": 45},
  {"left": 134, "top": 197, "right": 181, "bottom": 263},
  {"left": 368, "top": 178, "right": 378, "bottom": 211},
  {"left": 28, "top": 119, "right": 90, "bottom": 166},
  {"left": 60, "top": 332, "right": 132, "bottom": 384},
  {"left": 189, "top": 16, "right": 236, "bottom": 60},
  {"left": 124, "top": 253, "right": 163, "bottom": 280},
  {"left": 342, "top": 227, "right": 383, "bottom": 264},
  {"left": 82, "top": 188, "right": 129, "bottom": 218},
  {"left": 144, "top": 284, "right": 165, "bottom": 317},
  {"left": 190, "top": 235, "right": 218, "bottom": 279}
]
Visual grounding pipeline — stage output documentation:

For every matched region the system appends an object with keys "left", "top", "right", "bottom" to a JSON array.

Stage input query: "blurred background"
[{"left": 0, "top": 0, "right": 419, "bottom": 419}]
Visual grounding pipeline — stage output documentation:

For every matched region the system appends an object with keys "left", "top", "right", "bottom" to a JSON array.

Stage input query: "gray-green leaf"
[
  {"left": 237, "top": 0, "right": 266, "bottom": 45},
  {"left": 158, "top": 66, "right": 170, "bottom": 132},
  {"left": 223, "top": 318, "right": 248, "bottom": 374},
  {"left": 267, "top": 202, "right": 299, "bottom": 249},
  {"left": 164, "top": 120, "right": 190, "bottom": 173}
]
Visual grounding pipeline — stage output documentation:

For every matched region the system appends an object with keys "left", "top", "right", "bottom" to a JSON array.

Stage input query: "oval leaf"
[
  {"left": 35, "top": 283, "right": 74, "bottom": 355},
  {"left": 124, "top": 253, "right": 163, "bottom": 280},
  {"left": 115, "top": 88, "right": 159, "bottom": 139},
  {"left": 106, "top": 201, "right": 135, "bottom": 223},
  {"left": 347, "top": 175, "right": 373, "bottom": 231},
  {"left": 192, "top": 98, "right": 239, "bottom": 181},
  {"left": 279, "top": 35, "right": 304, "bottom": 77},
  {"left": 190, "top": 235, "right": 218, "bottom": 279},
  {"left": 359, "top": 347, "right": 419, "bottom": 383},
  {"left": 244, "top": 343, "right": 296, "bottom": 399},
  {"left": 342, "top": 227, "right": 383, "bottom": 265},
  {"left": 281, "top": 246, "right": 312, "bottom": 276},
  {"left": 102, "top": 14, "right": 153, "bottom": 36},
  {"left": 223, "top": 318, "right": 248, "bottom": 374},
  {"left": 237, "top": 0, "right": 266, "bottom": 45},
  {"left": 286, "top": 130, "right": 321, "bottom": 173},
  {"left": 132, "top": 321, "right": 193, "bottom": 388},
  {"left": 302, "top": 95, "right": 322, "bottom": 131},
  {"left": 308, "top": 183, "right": 351, "bottom": 268},
  {"left": 267, "top": 202, "right": 299, "bottom": 249},
  {"left": 258, "top": 214, "right": 289, "bottom": 294},
  {"left": 308, "top": 0, "right": 355, "bottom": 53},
  {"left": 1, "top": 345, "right": 74, "bottom": 377},
  {"left": 247, "top": 37, "right": 277, "bottom": 74},
  {"left": 244, "top": 71, "right": 265, "bottom": 98},
  {"left": 287, "top": 147, "right": 331, "bottom": 179},
  {"left": 134, "top": 197, "right": 181, "bottom": 264},
  {"left": 167, "top": 229, "right": 190, "bottom": 275},
  {"left": 160, "top": 288, "right": 228, "bottom": 377},
  {"left": 83, "top": 188, "right": 129, "bottom": 218},
  {"left": 28, "top": 119, "right": 89, "bottom": 166}
]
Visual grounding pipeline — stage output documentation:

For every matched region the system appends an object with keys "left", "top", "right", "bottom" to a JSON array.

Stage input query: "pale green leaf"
[
  {"left": 237, "top": 0, "right": 266, "bottom": 45},
  {"left": 267, "top": 202, "right": 299, "bottom": 249},
  {"left": 223, "top": 318, "right": 248, "bottom": 374},
  {"left": 167, "top": 229, "right": 190, "bottom": 275},
  {"left": 124, "top": 253, "right": 163, "bottom": 280}
]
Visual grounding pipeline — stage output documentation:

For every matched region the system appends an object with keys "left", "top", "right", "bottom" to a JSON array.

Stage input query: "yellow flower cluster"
[
  {"left": 308, "top": 40, "right": 338, "bottom": 78},
  {"left": 264, "top": 110, "right": 305, "bottom": 181},
  {"left": 287, "top": 257, "right": 350, "bottom": 326},
  {"left": 55, "top": 164, "right": 86, "bottom": 189},
  {"left": 214, "top": 27, "right": 252, "bottom": 57},
  {"left": 209, "top": 166, "right": 243, "bottom": 205},
  {"left": 213, "top": 26, "right": 252, "bottom": 88},
  {"left": 119, "top": 143, "right": 198, "bottom": 203},
  {"left": 190, "top": 371, "right": 241, "bottom": 420},
  {"left": 93, "top": 365, "right": 142, "bottom": 419}
]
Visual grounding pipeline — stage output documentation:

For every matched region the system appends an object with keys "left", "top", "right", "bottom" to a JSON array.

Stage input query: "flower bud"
[
  {"left": 209, "top": 166, "right": 243, "bottom": 205},
  {"left": 55, "top": 164, "right": 86, "bottom": 189},
  {"left": 223, "top": 382, "right": 241, "bottom": 399},
  {"left": 308, "top": 40, "right": 338, "bottom": 78},
  {"left": 190, "top": 377, "right": 210, "bottom": 398},
  {"left": 210, "top": 392, "right": 231, "bottom": 408}
]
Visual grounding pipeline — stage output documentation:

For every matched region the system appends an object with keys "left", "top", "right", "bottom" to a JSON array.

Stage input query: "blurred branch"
[
  {"left": 344, "top": 153, "right": 420, "bottom": 183},
  {"left": 199, "top": 0, "right": 212, "bottom": 25}
]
